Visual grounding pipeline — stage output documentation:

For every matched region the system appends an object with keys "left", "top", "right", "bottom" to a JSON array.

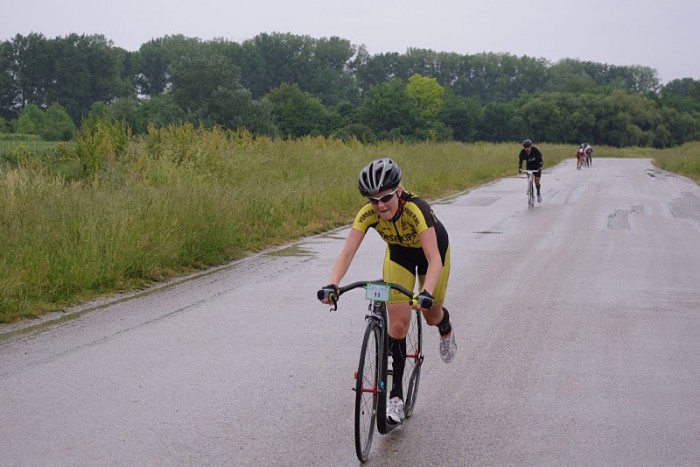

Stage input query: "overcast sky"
[{"left": 2, "top": 0, "right": 698, "bottom": 84}]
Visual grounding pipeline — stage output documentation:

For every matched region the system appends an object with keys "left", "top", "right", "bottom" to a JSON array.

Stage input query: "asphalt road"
[{"left": 2, "top": 158, "right": 699, "bottom": 466}]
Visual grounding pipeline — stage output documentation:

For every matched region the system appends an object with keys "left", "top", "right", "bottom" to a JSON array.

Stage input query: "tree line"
[{"left": 1, "top": 32, "right": 699, "bottom": 147}]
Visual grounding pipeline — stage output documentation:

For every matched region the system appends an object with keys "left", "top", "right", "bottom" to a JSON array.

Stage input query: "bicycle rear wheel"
[
  {"left": 354, "top": 319, "right": 381, "bottom": 462},
  {"left": 402, "top": 309, "right": 423, "bottom": 417}
]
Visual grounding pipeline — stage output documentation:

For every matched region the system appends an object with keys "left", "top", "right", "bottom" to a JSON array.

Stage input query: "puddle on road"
[
  {"left": 266, "top": 244, "right": 316, "bottom": 257},
  {"left": 670, "top": 192, "right": 700, "bottom": 222},
  {"left": 645, "top": 168, "right": 675, "bottom": 179},
  {"left": 607, "top": 205, "right": 644, "bottom": 230},
  {"left": 320, "top": 232, "right": 346, "bottom": 240}
]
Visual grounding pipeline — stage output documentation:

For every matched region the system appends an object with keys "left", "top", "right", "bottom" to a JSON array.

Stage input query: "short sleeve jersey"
[{"left": 351, "top": 192, "right": 446, "bottom": 250}]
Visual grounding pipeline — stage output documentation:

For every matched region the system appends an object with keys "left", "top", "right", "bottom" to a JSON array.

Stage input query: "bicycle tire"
[
  {"left": 402, "top": 309, "right": 423, "bottom": 417},
  {"left": 528, "top": 178, "right": 535, "bottom": 208},
  {"left": 354, "top": 319, "right": 381, "bottom": 462}
]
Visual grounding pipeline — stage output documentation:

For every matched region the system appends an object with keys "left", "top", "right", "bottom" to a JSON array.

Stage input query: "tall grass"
[
  {"left": 1, "top": 123, "right": 697, "bottom": 323},
  {"left": 650, "top": 142, "right": 700, "bottom": 183}
]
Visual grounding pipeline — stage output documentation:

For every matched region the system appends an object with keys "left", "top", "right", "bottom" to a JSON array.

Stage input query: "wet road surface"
[{"left": 2, "top": 158, "right": 700, "bottom": 466}]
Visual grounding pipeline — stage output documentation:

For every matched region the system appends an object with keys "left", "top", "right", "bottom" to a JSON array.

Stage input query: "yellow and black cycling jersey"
[
  {"left": 352, "top": 191, "right": 450, "bottom": 302},
  {"left": 352, "top": 191, "right": 449, "bottom": 258}
]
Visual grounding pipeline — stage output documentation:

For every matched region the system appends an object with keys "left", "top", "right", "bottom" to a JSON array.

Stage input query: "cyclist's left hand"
[{"left": 413, "top": 290, "right": 434, "bottom": 310}]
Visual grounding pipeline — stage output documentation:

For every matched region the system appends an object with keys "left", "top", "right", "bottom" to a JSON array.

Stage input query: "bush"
[{"left": 14, "top": 103, "right": 76, "bottom": 141}]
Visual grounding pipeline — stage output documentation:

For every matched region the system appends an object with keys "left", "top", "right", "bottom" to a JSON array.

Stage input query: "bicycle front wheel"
[
  {"left": 528, "top": 179, "right": 535, "bottom": 208},
  {"left": 354, "top": 319, "right": 381, "bottom": 462},
  {"left": 403, "top": 309, "right": 423, "bottom": 417}
]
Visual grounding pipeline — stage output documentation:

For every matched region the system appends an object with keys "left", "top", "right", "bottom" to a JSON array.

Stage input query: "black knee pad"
[{"left": 437, "top": 307, "right": 452, "bottom": 336}]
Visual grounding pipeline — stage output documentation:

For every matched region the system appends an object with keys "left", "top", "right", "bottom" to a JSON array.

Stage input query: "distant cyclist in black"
[{"left": 518, "top": 139, "right": 544, "bottom": 203}]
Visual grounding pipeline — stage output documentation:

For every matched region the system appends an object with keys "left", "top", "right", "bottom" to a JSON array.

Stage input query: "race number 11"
[{"left": 365, "top": 283, "right": 390, "bottom": 302}]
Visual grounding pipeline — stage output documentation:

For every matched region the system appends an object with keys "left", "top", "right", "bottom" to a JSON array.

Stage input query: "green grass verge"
[{"left": 1, "top": 123, "right": 698, "bottom": 324}]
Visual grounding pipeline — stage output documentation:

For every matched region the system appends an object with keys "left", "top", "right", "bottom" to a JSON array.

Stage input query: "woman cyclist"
[
  {"left": 518, "top": 139, "right": 544, "bottom": 202},
  {"left": 317, "top": 157, "right": 457, "bottom": 425}
]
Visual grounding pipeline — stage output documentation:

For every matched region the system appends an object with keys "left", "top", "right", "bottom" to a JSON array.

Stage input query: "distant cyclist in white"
[{"left": 584, "top": 143, "right": 593, "bottom": 166}]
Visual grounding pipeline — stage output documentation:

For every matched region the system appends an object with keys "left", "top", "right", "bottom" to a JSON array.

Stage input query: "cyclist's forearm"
[
  {"left": 422, "top": 262, "right": 442, "bottom": 296},
  {"left": 329, "top": 256, "right": 352, "bottom": 285},
  {"left": 328, "top": 228, "right": 364, "bottom": 285}
]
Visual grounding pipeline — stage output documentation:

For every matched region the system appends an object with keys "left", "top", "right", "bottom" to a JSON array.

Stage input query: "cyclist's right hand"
[
  {"left": 413, "top": 290, "right": 434, "bottom": 311},
  {"left": 317, "top": 284, "right": 339, "bottom": 304}
]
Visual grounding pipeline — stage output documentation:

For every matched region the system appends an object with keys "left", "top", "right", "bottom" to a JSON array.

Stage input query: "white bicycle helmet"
[{"left": 358, "top": 158, "right": 403, "bottom": 196}]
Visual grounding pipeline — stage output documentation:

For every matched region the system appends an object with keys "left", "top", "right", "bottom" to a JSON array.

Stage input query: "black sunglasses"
[{"left": 368, "top": 187, "right": 399, "bottom": 204}]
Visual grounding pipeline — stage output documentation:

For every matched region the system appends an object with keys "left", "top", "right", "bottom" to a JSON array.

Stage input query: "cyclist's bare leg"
[
  {"left": 421, "top": 301, "right": 445, "bottom": 327},
  {"left": 388, "top": 302, "right": 412, "bottom": 339},
  {"left": 534, "top": 175, "right": 541, "bottom": 194}
]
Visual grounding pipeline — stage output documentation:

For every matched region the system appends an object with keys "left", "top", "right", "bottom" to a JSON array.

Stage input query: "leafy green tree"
[
  {"left": 233, "top": 33, "right": 361, "bottom": 107},
  {"left": 108, "top": 97, "right": 139, "bottom": 130},
  {"left": 15, "top": 103, "right": 45, "bottom": 135},
  {"left": 242, "top": 33, "right": 314, "bottom": 99},
  {"left": 476, "top": 101, "right": 517, "bottom": 142},
  {"left": 0, "top": 33, "right": 130, "bottom": 122},
  {"left": 87, "top": 99, "right": 142, "bottom": 134},
  {"left": 86, "top": 101, "right": 111, "bottom": 122},
  {"left": 545, "top": 60, "right": 597, "bottom": 93},
  {"left": 358, "top": 79, "right": 421, "bottom": 141},
  {"left": 304, "top": 36, "right": 360, "bottom": 105},
  {"left": 3, "top": 33, "right": 52, "bottom": 115},
  {"left": 652, "top": 123, "right": 673, "bottom": 148},
  {"left": 15, "top": 102, "right": 75, "bottom": 140},
  {"left": 657, "top": 107, "right": 700, "bottom": 146},
  {"left": 135, "top": 35, "right": 207, "bottom": 97},
  {"left": 228, "top": 40, "right": 272, "bottom": 100},
  {"left": 47, "top": 34, "right": 132, "bottom": 121},
  {"left": 2, "top": 31, "right": 699, "bottom": 147},
  {"left": 449, "top": 53, "right": 548, "bottom": 103},
  {"left": 659, "top": 78, "right": 700, "bottom": 114},
  {"left": 354, "top": 51, "right": 404, "bottom": 93},
  {"left": 42, "top": 102, "right": 76, "bottom": 140},
  {"left": 237, "top": 97, "right": 277, "bottom": 137},
  {"left": 404, "top": 73, "right": 451, "bottom": 141},
  {"left": 406, "top": 74, "right": 444, "bottom": 121},
  {"left": 0, "top": 116, "right": 10, "bottom": 132},
  {"left": 439, "top": 91, "right": 482, "bottom": 142},
  {"left": 207, "top": 87, "right": 276, "bottom": 136},
  {"left": 169, "top": 53, "right": 240, "bottom": 117},
  {"left": 265, "top": 82, "right": 333, "bottom": 137},
  {"left": 135, "top": 93, "right": 185, "bottom": 131},
  {"left": 0, "top": 40, "right": 18, "bottom": 119}
]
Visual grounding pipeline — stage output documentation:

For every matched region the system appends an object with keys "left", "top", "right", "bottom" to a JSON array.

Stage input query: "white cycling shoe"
[{"left": 387, "top": 397, "right": 405, "bottom": 424}]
